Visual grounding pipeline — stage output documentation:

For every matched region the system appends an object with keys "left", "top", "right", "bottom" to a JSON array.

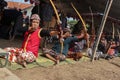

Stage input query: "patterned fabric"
[
  {"left": 74, "top": 40, "right": 86, "bottom": 52},
  {"left": 30, "top": 14, "right": 40, "bottom": 20},
  {"left": 43, "top": 48, "right": 57, "bottom": 57},
  {"left": 4, "top": 47, "right": 36, "bottom": 63},
  {"left": 43, "top": 48, "right": 66, "bottom": 61}
]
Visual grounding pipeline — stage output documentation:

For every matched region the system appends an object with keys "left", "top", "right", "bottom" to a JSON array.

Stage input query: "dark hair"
[
  {"left": 63, "top": 28, "right": 71, "bottom": 33},
  {"left": 0, "top": 0, "right": 7, "bottom": 12},
  {"left": 23, "top": 11, "right": 27, "bottom": 15}
]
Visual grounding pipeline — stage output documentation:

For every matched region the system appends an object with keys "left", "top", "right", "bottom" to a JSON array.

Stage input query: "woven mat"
[{"left": 4, "top": 55, "right": 90, "bottom": 70}]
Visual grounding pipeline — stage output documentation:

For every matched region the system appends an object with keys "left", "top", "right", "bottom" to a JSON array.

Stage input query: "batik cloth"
[{"left": 4, "top": 47, "right": 36, "bottom": 63}]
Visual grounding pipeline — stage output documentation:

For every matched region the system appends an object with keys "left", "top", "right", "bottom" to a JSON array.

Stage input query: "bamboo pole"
[
  {"left": 117, "top": 29, "right": 120, "bottom": 40},
  {"left": 92, "top": 0, "right": 113, "bottom": 62},
  {"left": 112, "top": 23, "right": 115, "bottom": 39},
  {"left": 89, "top": 6, "right": 94, "bottom": 31},
  {"left": 89, "top": 6, "right": 95, "bottom": 48}
]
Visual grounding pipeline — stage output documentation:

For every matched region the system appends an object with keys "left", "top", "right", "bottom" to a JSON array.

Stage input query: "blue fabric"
[{"left": 52, "top": 36, "right": 78, "bottom": 56}]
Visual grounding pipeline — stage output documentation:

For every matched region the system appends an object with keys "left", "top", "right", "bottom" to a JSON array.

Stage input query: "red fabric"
[
  {"left": 108, "top": 44, "right": 116, "bottom": 56},
  {"left": 108, "top": 49, "right": 115, "bottom": 55},
  {"left": 22, "top": 28, "right": 41, "bottom": 57}
]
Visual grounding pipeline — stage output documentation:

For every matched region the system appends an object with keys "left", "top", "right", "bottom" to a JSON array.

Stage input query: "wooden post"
[
  {"left": 112, "top": 23, "right": 115, "bottom": 39},
  {"left": 92, "top": 0, "right": 113, "bottom": 62},
  {"left": 89, "top": 6, "right": 95, "bottom": 48},
  {"left": 117, "top": 29, "right": 120, "bottom": 40}
]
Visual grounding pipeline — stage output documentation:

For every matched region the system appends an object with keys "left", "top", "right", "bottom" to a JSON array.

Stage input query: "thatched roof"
[
  {"left": 54, "top": 0, "right": 120, "bottom": 28},
  {"left": 24, "top": 0, "right": 120, "bottom": 19},
  {"left": 23, "top": 0, "right": 120, "bottom": 31},
  {"left": 55, "top": 0, "right": 119, "bottom": 19}
]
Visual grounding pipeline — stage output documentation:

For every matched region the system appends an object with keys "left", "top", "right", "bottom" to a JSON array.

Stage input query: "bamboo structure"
[
  {"left": 112, "top": 23, "right": 115, "bottom": 39},
  {"left": 89, "top": 6, "right": 95, "bottom": 48},
  {"left": 117, "top": 29, "right": 120, "bottom": 40},
  {"left": 92, "top": 0, "right": 113, "bottom": 62}
]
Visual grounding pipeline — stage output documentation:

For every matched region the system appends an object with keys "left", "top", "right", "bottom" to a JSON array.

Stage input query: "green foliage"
[{"left": 67, "top": 20, "right": 78, "bottom": 30}]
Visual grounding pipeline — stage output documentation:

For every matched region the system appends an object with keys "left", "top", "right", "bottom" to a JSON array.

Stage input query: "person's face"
[
  {"left": 31, "top": 19, "right": 40, "bottom": 30},
  {"left": 101, "top": 38, "right": 105, "bottom": 42},
  {"left": 64, "top": 32, "right": 71, "bottom": 37}
]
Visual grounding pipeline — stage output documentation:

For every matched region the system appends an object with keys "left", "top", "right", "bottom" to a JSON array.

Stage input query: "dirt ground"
[{"left": 0, "top": 37, "right": 120, "bottom": 80}]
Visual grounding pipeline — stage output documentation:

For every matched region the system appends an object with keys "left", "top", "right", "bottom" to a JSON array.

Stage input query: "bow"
[
  {"left": 71, "top": 3, "right": 89, "bottom": 48},
  {"left": 49, "top": 0, "right": 63, "bottom": 54}
]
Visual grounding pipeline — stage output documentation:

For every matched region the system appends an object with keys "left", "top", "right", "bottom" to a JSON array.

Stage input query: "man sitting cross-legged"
[{"left": 43, "top": 28, "right": 86, "bottom": 64}]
